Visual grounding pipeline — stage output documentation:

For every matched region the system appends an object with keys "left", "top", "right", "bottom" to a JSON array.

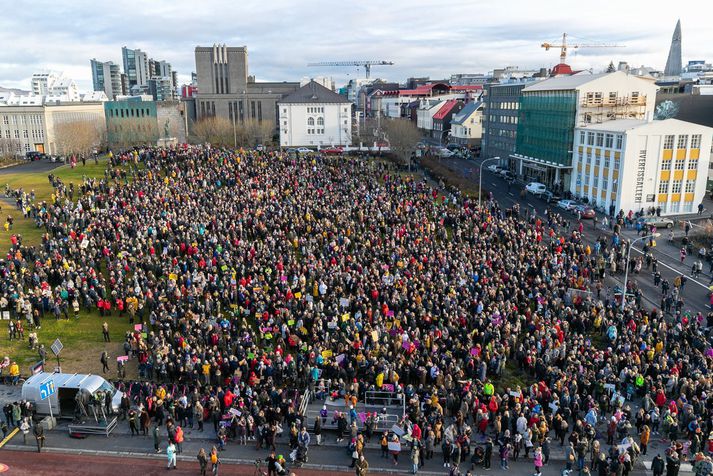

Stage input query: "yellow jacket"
[{"left": 9, "top": 363, "right": 19, "bottom": 376}]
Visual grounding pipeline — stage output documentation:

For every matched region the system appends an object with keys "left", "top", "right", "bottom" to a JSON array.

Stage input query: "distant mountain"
[{"left": 0, "top": 86, "right": 30, "bottom": 95}]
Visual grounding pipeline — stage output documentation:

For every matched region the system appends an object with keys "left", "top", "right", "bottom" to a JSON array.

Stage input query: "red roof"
[
  {"left": 551, "top": 63, "right": 574, "bottom": 76},
  {"left": 433, "top": 100, "right": 459, "bottom": 120},
  {"left": 450, "top": 85, "right": 483, "bottom": 91},
  {"left": 399, "top": 82, "right": 451, "bottom": 96}
]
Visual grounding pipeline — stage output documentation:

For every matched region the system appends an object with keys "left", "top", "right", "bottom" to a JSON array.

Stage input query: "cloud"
[{"left": 0, "top": 0, "right": 711, "bottom": 91}]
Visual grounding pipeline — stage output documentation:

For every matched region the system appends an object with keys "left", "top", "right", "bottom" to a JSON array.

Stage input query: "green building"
[{"left": 104, "top": 98, "right": 158, "bottom": 148}]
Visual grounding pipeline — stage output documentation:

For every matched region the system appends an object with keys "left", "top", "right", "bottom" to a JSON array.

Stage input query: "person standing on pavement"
[
  {"left": 128, "top": 408, "right": 138, "bottom": 436},
  {"left": 100, "top": 350, "right": 109, "bottom": 373},
  {"left": 210, "top": 446, "right": 220, "bottom": 476},
  {"left": 19, "top": 417, "right": 30, "bottom": 444},
  {"left": 33, "top": 422, "right": 44, "bottom": 453},
  {"left": 166, "top": 441, "right": 177, "bottom": 470},
  {"left": 153, "top": 423, "right": 161, "bottom": 453},
  {"left": 313, "top": 415, "right": 322, "bottom": 446},
  {"left": 411, "top": 443, "right": 420, "bottom": 474},
  {"left": 483, "top": 437, "right": 493, "bottom": 470},
  {"left": 197, "top": 448, "right": 208, "bottom": 476},
  {"left": 652, "top": 454, "right": 665, "bottom": 476},
  {"left": 355, "top": 454, "right": 369, "bottom": 476}
]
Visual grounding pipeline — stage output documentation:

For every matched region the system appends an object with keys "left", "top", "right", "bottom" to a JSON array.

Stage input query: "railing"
[{"left": 298, "top": 388, "right": 311, "bottom": 417}]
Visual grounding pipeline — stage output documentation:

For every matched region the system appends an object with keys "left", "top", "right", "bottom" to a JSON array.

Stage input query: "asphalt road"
[
  {"left": 441, "top": 157, "right": 711, "bottom": 316},
  {"left": 0, "top": 159, "right": 66, "bottom": 176}
]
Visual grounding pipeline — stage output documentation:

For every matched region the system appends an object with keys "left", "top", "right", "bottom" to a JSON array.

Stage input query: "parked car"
[
  {"left": 638, "top": 216, "right": 674, "bottom": 229},
  {"left": 295, "top": 147, "right": 313, "bottom": 154},
  {"left": 25, "top": 151, "right": 47, "bottom": 161},
  {"left": 487, "top": 164, "right": 500, "bottom": 173},
  {"left": 557, "top": 199, "right": 579, "bottom": 211},
  {"left": 573, "top": 205, "right": 596, "bottom": 219},
  {"left": 321, "top": 147, "right": 344, "bottom": 155},
  {"left": 501, "top": 170, "right": 516, "bottom": 180},
  {"left": 436, "top": 148, "right": 455, "bottom": 158},
  {"left": 525, "top": 182, "right": 547, "bottom": 196},
  {"left": 542, "top": 191, "right": 562, "bottom": 203}
]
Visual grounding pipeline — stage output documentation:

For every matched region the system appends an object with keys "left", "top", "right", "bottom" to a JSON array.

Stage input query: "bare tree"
[
  {"left": 108, "top": 117, "right": 159, "bottom": 149},
  {"left": 54, "top": 120, "right": 105, "bottom": 156},
  {"left": 237, "top": 119, "right": 275, "bottom": 147},
  {"left": 353, "top": 117, "right": 381, "bottom": 150},
  {"left": 0, "top": 138, "right": 21, "bottom": 160},
  {"left": 191, "top": 116, "right": 233, "bottom": 146},
  {"left": 383, "top": 118, "right": 421, "bottom": 169}
]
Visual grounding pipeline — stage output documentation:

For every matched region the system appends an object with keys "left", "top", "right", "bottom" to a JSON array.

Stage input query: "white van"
[
  {"left": 22, "top": 372, "right": 122, "bottom": 417},
  {"left": 525, "top": 182, "right": 547, "bottom": 197}
]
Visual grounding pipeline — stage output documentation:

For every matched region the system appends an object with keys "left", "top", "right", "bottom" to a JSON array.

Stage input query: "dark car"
[
  {"left": 573, "top": 205, "right": 596, "bottom": 219},
  {"left": 25, "top": 151, "right": 46, "bottom": 161}
]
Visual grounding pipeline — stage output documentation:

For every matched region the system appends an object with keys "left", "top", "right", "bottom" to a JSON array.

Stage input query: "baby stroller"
[{"left": 289, "top": 444, "right": 308, "bottom": 467}]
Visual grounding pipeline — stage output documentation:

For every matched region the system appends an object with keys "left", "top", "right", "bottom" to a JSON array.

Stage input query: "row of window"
[
  {"left": 306, "top": 129, "right": 324, "bottom": 135},
  {"left": 107, "top": 108, "right": 151, "bottom": 119},
  {"left": 307, "top": 117, "right": 324, "bottom": 126},
  {"left": 583, "top": 153, "right": 621, "bottom": 171},
  {"left": 307, "top": 107, "right": 324, "bottom": 114},
  {"left": 658, "top": 179, "right": 696, "bottom": 194},
  {"left": 663, "top": 134, "right": 702, "bottom": 150},
  {"left": 580, "top": 131, "right": 624, "bottom": 149},
  {"left": 661, "top": 158, "right": 698, "bottom": 171},
  {"left": 659, "top": 201, "right": 695, "bottom": 214},
  {"left": 2, "top": 114, "right": 44, "bottom": 126}
]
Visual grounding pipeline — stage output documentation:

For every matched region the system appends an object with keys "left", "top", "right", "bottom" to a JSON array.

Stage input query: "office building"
[
  {"left": 122, "top": 47, "right": 150, "bottom": 88},
  {"left": 278, "top": 80, "right": 351, "bottom": 148},
  {"left": 512, "top": 71, "right": 658, "bottom": 188},
  {"left": 91, "top": 59, "right": 124, "bottom": 99},
  {"left": 194, "top": 44, "right": 299, "bottom": 129},
  {"left": 481, "top": 82, "right": 530, "bottom": 166},
  {"left": 571, "top": 119, "right": 713, "bottom": 215}
]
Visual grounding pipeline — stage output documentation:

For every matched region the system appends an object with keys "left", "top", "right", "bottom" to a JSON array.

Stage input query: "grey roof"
[
  {"left": 278, "top": 80, "right": 350, "bottom": 104},
  {"left": 451, "top": 101, "right": 482, "bottom": 125},
  {"left": 522, "top": 71, "right": 655, "bottom": 92}
]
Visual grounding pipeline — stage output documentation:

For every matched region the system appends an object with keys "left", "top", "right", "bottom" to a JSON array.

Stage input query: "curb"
[{"left": 1, "top": 444, "right": 446, "bottom": 474}]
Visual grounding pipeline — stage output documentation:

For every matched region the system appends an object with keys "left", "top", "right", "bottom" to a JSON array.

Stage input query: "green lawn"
[
  {"left": 7, "top": 310, "right": 134, "bottom": 377},
  {"left": 1, "top": 158, "right": 140, "bottom": 377}
]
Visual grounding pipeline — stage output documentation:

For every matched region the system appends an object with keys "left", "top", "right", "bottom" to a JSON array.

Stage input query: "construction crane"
[
  {"left": 541, "top": 33, "right": 623, "bottom": 64},
  {"left": 307, "top": 61, "right": 394, "bottom": 79}
]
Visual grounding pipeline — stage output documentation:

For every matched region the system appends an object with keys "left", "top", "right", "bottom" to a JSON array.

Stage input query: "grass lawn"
[
  {"left": 1, "top": 158, "right": 141, "bottom": 378},
  {"left": 5, "top": 309, "right": 136, "bottom": 378},
  {"left": 0, "top": 159, "right": 117, "bottom": 249}
]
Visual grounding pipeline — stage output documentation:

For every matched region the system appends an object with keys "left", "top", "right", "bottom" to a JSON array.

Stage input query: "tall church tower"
[{"left": 664, "top": 20, "right": 682, "bottom": 77}]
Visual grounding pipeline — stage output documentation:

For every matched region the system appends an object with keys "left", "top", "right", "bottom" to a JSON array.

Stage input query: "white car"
[
  {"left": 556, "top": 199, "right": 579, "bottom": 211},
  {"left": 487, "top": 164, "right": 500, "bottom": 173},
  {"left": 295, "top": 147, "right": 313, "bottom": 154},
  {"left": 436, "top": 148, "right": 455, "bottom": 158},
  {"left": 525, "top": 182, "right": 547, "bottom": 196}
]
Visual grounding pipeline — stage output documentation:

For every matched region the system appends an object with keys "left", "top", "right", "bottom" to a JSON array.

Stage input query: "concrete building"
[
  {"left": 450, "top": 101, "right": 483, "bottom": 146},
  {"left": 481, "top": 82, "right": 531, "bottom": 166},
  {"left": 148, "top": 77, "right": 174, "bottom": 102},
  {"left": 0, "top": 97, "right": 105, "bottom": 156},
  {"left": 122, "top": 47, "right": 149, "bottom": 88},
  {"left": 512, "top": 71, "right": 658, "bottom": 188},
  {"left": 105, "top": 97, "right": 187, "bottom": 147},
  {"left": 91, "top": 59, "right": 124, "bottom": 99},
  {"left": 194, "top": 44, "right": 299, "bottom": 131},
  {"left": 31, "top": 72, "right": 79, "bottom": 102},
  {"left": 278, "top": 80, "right": 351, "bottom": 148},
  {"left": 571, "top": 118, "right": 713, "bottom": 216}
]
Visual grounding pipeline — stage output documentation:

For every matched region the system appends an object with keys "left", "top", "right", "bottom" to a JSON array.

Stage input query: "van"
[{"left": 22, "top": 372, "right": 122, "bottom": 417}]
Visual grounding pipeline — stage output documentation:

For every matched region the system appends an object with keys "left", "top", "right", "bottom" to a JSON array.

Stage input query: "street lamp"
[
  {"left": 478, "top": 156, "right": 500, "bottom": 208},
  {"left": 620, "top": 233, "right": 661, "bottom": 311}
]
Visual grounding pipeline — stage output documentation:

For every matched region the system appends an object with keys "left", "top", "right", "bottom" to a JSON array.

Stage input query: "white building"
[
  {"left": 571, "top": 118, "right": 713, "bottom": 216},
  {"left": 300, "top": 77, "right": 335, "bottom": 91},
  {"left": 31, "top": 72, "right": 79, "bottom": 102},
  {"left": 278, "top": 80, "right": 352, "bottom": 148},
  {"left": 416, "top": 99, "right": 445, "bottom": 131},
  {"left": 449, "top": 101, "right": 484, "bottom": 146}
]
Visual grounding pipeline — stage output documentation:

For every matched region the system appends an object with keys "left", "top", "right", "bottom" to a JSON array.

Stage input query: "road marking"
[
  {"left": 630, "top": 246, "right": 711, "bottom": 290},
  {"left": 0, "top": 428, "right": 17, "bottom": 449}
]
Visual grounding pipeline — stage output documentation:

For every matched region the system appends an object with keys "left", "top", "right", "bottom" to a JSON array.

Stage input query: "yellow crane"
[{"left": 541, "top": 33, "right": 624, "bottom": 64}]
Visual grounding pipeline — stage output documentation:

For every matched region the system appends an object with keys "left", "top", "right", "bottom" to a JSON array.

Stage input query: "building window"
[
  {"left": 603, "top": 178, "right": 608, "bottom": 190},
  {"left": 595, "top": 152, "right": 601, "bottom": 167},
  {"left": 683, "top": 201, "right": 694, "bottom": 213},
  {"left": 587, "top": 132, "right": 594, "bottom": 146},
  {"left": 691, "top": 134, "right": 701, "bottom": 148},
  {"left": 317, "top": 117, "right": 324, "bottom": 126},
  {"left": 659, "top": 181, "right": 669, "bottom": 194},
  {"left": 604, "top": 156, "right": 611, "bottom": 169},
  {"left": 596, "top": 133, "right": 604, "bottom": 147},
  {"left": 677, "top": 135, "right": 688, "bottom": 149},
  {"left": 663, "top": 135, "right": 675, "bottom": 149},
  {"left": 616, "top": 135, "right": 623, "bottom": 149},
  {"left": 671, "top": 179, "right": 682, "bottom": 193},
  {"left": 613, "top": 156, "right": 620, "bottom": 171},
  {"left": 688, "top": 159, "right": 698, "bottom": 170},
  {"left": 307, "top": 117, "right": 314, "bottom": 126},
  {"left": 661, "top": 160, "right": 671, "bottom": 171},
  {"left": 604, "top": 134, "right": 613, "bottom": 148},
  {"left": 685, "top": 180, "right": 695, "bottom": 193},
  {"left": 674, "top": 158, "right": 685, "bottom": 170},
  {"left": 593, "top": 177, "right": 599, "bottom": 188}
]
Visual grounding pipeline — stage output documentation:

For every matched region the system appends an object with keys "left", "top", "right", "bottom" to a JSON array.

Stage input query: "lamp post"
[
  {"left": 621, "top": 233, "right": 660, "bottom": 311},
  {"left": 478, "top": 156, "right": 500, "bottom": 208}
]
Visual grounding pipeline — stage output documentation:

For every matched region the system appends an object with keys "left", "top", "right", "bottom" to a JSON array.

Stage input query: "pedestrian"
[
  {"left": 33, "top": 422, "right": 44, "bottom": 453},
  {"left": 102, "top": 322, "right": 110, "bottom": 342},
  {"left": 197, "top": 448, "right": 208, "bottom": 476},
  {"left": 19, "top": 417, "right": 30, "bottom": 444},
  {"left": 166, "top": 441, "right": 177, "bottom": 470},
  {"left": 153, "top": 423, "right": 161, "bottom": 453},
  {"left": 128, "top": 408, "right": 138, "bottom": 436},
  {"left": 100, "top": 350, "right": 109, "bottom": 373},
  {"left": 533, "top": 446, "right": 543, "bottom": 475},
  {"left": 652, "top": 454, "right": 665, "bottom": 476},
  {"left": 313, "top": 415, "right": 322, "bottom": 446},
  {"left": 355, "top": 454, "right": 369, "bottom": 476},
  {"left": 499, "top": 443, "right": 510, "bottom": 470},
  {"left": 210, "top": 446, "right": 220, "bottom": 476},
  {"left": 411, "top": 443, "right": 420, "bottom": 474}
]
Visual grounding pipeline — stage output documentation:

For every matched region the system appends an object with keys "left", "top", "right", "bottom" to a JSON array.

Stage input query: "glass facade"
[
  {"left": 516, "top": 91, "right": 576, "bottom": 167},
  {"left": 482, "top": 83, "right": 527, "bottom": 166}
]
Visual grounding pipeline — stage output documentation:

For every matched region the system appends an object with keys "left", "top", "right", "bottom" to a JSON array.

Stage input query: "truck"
[{"left": 22, "top": 372, "right": 122, "bottom": 418}]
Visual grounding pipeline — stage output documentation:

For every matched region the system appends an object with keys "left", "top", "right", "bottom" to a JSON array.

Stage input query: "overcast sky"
[{"left": 1, "top": 0, "right": 711, "bottom": 92}]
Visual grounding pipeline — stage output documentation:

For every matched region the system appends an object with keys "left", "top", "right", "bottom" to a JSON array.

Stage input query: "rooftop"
[
  {"left": 279, "top": 80, "right": 350, "bottom": 104},
  {"left": 451, "top": 101, "right": 482, "bottom": 125},
  {"left": 523, "top": 70, "right": 656, "bottom": 93}
]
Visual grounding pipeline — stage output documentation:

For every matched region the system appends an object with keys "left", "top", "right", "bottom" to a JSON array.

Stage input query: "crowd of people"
[{"left": 0, "top": 145, "right": 711, "bottom": 476}]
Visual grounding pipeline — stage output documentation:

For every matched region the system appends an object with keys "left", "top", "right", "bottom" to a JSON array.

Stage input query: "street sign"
[
  {"left": 50, "top": 338, "right": 63, "bottom": 356},
  {"left": 39, "top": 380, "right": 56, "bottom": 401}
]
